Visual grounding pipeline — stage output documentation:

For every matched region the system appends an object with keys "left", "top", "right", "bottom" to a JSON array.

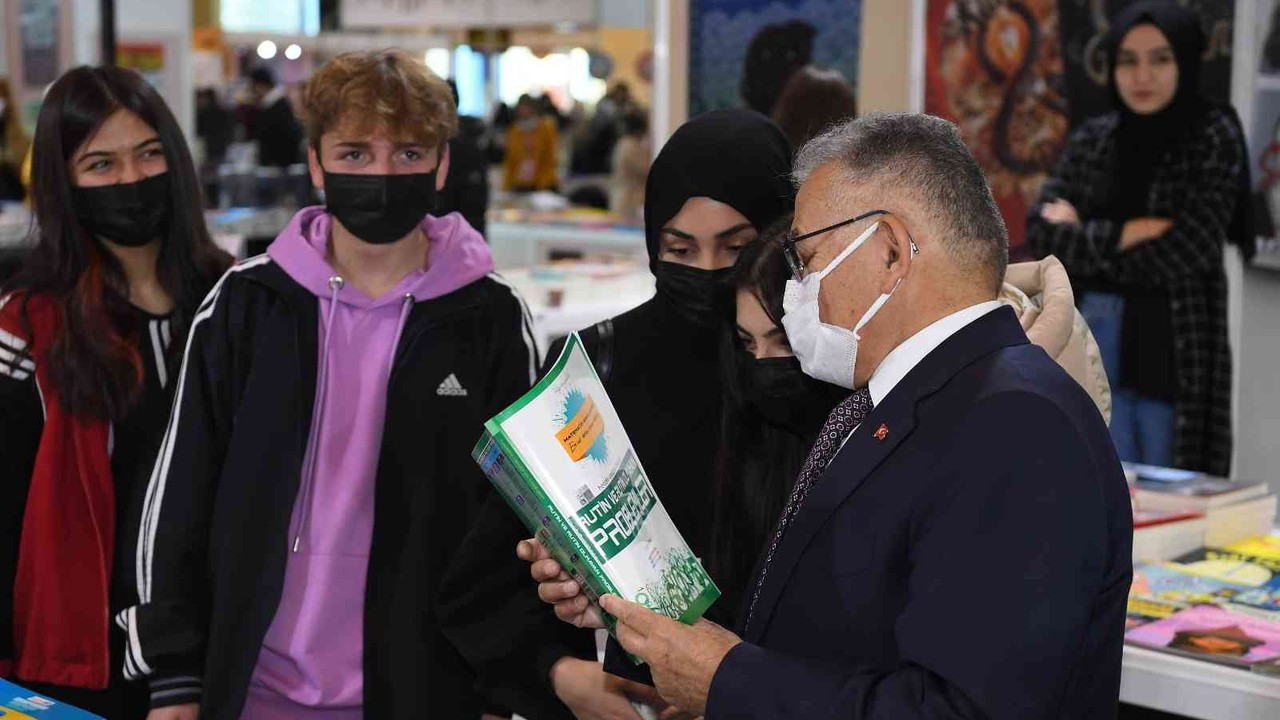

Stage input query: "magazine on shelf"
[
  {"left": 1131, "top": 473, "right": 1269, "bottom": 512},
  {"left": 472, "top": 333, "right": 720, "bottom": 656},
  {"left": 1126, "top": 595, "right": 1188, "bottom": 631},
  {"left": 1221, "top": 535, "right": 1280, "bottom": 562},
  {"left": 1124, "top": 462, "right": 1204, "bottom": 484},
  {"left": 1166, "top": 548, "right": 1280, "bottom": 614},
  {"left": 1125, "top": 605, "right": 1280, "bottom": 669},
  {"left": 1132, "top": 563, "right": 1280, "bottom": 620},
  {"left": 1172, "top": 546, "right": 1280, "bottom": 576},
  {"left": 0, "top": 679, "right": 102, "bottom": 719}
]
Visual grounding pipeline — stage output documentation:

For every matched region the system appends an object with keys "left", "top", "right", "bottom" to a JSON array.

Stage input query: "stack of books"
[
  {"left": 1126, "top": 535, "right": 1280, "bottom": 674},
  {"left": 1127, "top": 463, "right": 1275, "bottom": 562}
]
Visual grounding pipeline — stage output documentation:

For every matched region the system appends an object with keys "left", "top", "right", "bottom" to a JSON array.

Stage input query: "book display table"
[{"left": 1121, "top": 645, "right": 1280, "bottom": 719}]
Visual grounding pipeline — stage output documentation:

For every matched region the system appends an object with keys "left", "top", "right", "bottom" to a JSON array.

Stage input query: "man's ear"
[
  {"left": 308, "top": 144, "right": 324, "bottom": 191},
  {"left": 876, "top": 215, "right": 914, "bottom": 295},
  {"left": 435, "top": 143, "right": 451, "bottom": 191}
]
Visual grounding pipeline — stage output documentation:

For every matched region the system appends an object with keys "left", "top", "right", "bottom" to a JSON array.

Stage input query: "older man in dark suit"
[{"left": 521, "top": 112, "right": 1132, "bottom": 719}]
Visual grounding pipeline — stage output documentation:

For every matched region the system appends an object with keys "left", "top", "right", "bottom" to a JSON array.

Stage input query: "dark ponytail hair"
[
  {"left": 707, "top": 215, "right": 816, "bottom": 620},
  {"left": 10, "top": 65, "right": 231, "bottom": 420}
]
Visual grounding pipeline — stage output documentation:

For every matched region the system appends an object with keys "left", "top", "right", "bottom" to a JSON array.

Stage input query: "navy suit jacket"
[{"left": 707, "top": 307, "right": 1132, "bottom": 719}]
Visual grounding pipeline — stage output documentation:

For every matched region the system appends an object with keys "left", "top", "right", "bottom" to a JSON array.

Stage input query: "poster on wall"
[
  {"left": 112, "top": 37, "right": 185, "bottom": 130},
  {"left": 117, "top": 43, "right": 166, "bottom": 91},
  {"left": 19, "top": 0, "right": 61, "bottom": 87},
  {"left": 688, "top": 0, "right": 863, "bottom": 118},
  {"left": 1057, "top": 0, "right": 1234, "bottom": 127},
  {"left": 924, "top": 0, "right": 1069, "bottom": 257}
]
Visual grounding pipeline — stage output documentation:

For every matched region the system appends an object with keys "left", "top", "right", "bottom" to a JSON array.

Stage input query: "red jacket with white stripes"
[{"left": 0, "top": 292, "right": 117, "bottom": 689}]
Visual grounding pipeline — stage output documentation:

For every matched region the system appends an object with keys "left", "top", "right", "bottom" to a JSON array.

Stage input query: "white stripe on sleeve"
[
  {"left": 0, "top": 346, "right": 34, "bottom": 372},
  {"left": 136, "top": 255, "right": 271, "bottom": 605},
  {"left": 34, "top": 374, "right": 46, "bottom": 420},
  {"left": 149, "top": 320, "right": 169, "bottom": 389},
  {"left": 486, "top": 273, "right": 541, "bottom": 384},
  {"left": 0, "top": 327, "right": 29, "bottom": 354},
  {"left": 126, "top": 606, "right": 153, "bottom": 677}
]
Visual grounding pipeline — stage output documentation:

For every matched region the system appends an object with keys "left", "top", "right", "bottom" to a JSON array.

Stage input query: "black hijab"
[
  {"left": 643, "top": 109, "right": 795, "bottom": 271},
  {"left": 1105, "top": 1, "right": 1209, "bottom": 221}
]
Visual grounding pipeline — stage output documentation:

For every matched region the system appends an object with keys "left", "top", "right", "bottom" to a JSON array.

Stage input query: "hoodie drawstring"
[
  {"left": 293, "top": 275, "right": 344, "bottom": 553},
  {"left": 292, "top": 283, "right": 414, "bottom": 553},
  {"left": 388, "top": 294, "right": 413, "bottom": 376}
]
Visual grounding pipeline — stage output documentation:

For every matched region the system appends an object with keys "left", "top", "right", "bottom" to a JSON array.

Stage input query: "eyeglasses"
[{"left": 781, "top": 209, "right": 918, "bottom": 280}]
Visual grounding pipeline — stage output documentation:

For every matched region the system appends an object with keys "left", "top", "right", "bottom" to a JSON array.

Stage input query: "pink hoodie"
[{"left": 240, "top": 207, "right": 493, "bottom": 719}]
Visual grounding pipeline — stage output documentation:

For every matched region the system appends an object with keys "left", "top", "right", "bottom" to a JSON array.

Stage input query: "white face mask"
[{"left": 781, "top": 221, "right": 901, "bottom": 389}]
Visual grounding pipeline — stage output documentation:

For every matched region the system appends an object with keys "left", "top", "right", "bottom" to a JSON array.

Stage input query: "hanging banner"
[
  {"left": 924, "top": 0, "right": 1069, "bottom": 258},
  {"left": 340, "top": 0, "right": 595, "bottom": 30},
  {"left": 490, "top": 0, "right": 595, "bottom": 26}
]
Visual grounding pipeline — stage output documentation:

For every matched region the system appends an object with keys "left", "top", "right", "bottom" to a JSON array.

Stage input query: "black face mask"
[
  {"left": 739, "top": 351, "right": 847, "bottom": 437},
  {"left": 323, "top": 170, "right": 438, "bottom": 245},
  {"left": 73, "top": 173, "right": 171, "bottom": 248},
  {"left": 653, "top": 261, "right": 733, "bottom": 327}
]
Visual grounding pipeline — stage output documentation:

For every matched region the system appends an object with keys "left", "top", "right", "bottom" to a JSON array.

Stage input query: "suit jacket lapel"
[
  {"left": 743, "top": 307, "right": 1030, "bottom": 642},
  {"left": 742, "top": 393, "right": 915, "bottom": 642}
]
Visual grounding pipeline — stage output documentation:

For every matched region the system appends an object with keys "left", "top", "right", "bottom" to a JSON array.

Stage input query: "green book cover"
[{"left": 473, "top": 333, "right": 720, "bottom": 652}]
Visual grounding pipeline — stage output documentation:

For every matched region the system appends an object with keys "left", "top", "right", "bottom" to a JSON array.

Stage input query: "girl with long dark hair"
[
  {"left": 0, "top": 65, "right": 231, "bottom": 718},
  {"left": 707, "top": 218, "right": 845, "bottom": 616}
]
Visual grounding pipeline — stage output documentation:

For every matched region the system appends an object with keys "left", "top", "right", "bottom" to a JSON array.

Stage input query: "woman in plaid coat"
[{"left": 1027, "top": 1, "right": 1245, "bottom": 476}]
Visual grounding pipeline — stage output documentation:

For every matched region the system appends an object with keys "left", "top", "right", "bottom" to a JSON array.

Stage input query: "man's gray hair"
[{"left": 793, "top": 113, "right": 1009, "bottom": 288}]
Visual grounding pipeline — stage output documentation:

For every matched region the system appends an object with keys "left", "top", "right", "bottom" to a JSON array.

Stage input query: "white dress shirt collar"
[{"left": 867, "top": 301, "right": 1004, "bottom": 406}]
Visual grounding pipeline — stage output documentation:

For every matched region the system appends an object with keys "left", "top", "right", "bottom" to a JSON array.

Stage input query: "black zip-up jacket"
[{"left": 116, "top": 255, "right": 577, "bottom": 719}]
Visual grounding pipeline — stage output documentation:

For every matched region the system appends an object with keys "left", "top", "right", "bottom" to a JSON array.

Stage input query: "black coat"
[
  {"left": 255, "top": 97, "right": 302, "bottom": 168},
  {"left": 115, "top": 256, "right": 576, "bottom": 719},
  {"left": 1027, "top": 106, "right": 1242, "bottom": 475},
  {"left": 440, "top": 116, "right": 491, "bottom": 236},
  {"left": 708, "top": 308, "right": 1132, "bottom": 719}
]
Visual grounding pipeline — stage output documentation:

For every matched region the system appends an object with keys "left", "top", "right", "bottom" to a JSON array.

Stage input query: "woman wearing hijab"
[
  {"left": 497, "top": 108, "right": 794, "bottom": 719},
  {"left": 564, "top": 109, "right": 794, "bottom": 554},
  {"left": 1027, "top": 0, "right": 1246, "bottom": 475}
]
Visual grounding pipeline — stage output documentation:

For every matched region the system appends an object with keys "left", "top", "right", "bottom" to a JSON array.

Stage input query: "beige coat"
[
  {"left": 999, "top": 255, "right": 1112, "bottom": 425},
  {"left": 610, "top": 135, "right": 651, "bottom": 220}
]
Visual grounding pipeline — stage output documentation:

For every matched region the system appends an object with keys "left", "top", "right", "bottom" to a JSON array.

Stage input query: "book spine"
[
  {"left": 473, "top": 433, "right": 544, "bottom": 534},
  {"left": 477, "top": 430, "right": 623, "bottom": 629}
]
